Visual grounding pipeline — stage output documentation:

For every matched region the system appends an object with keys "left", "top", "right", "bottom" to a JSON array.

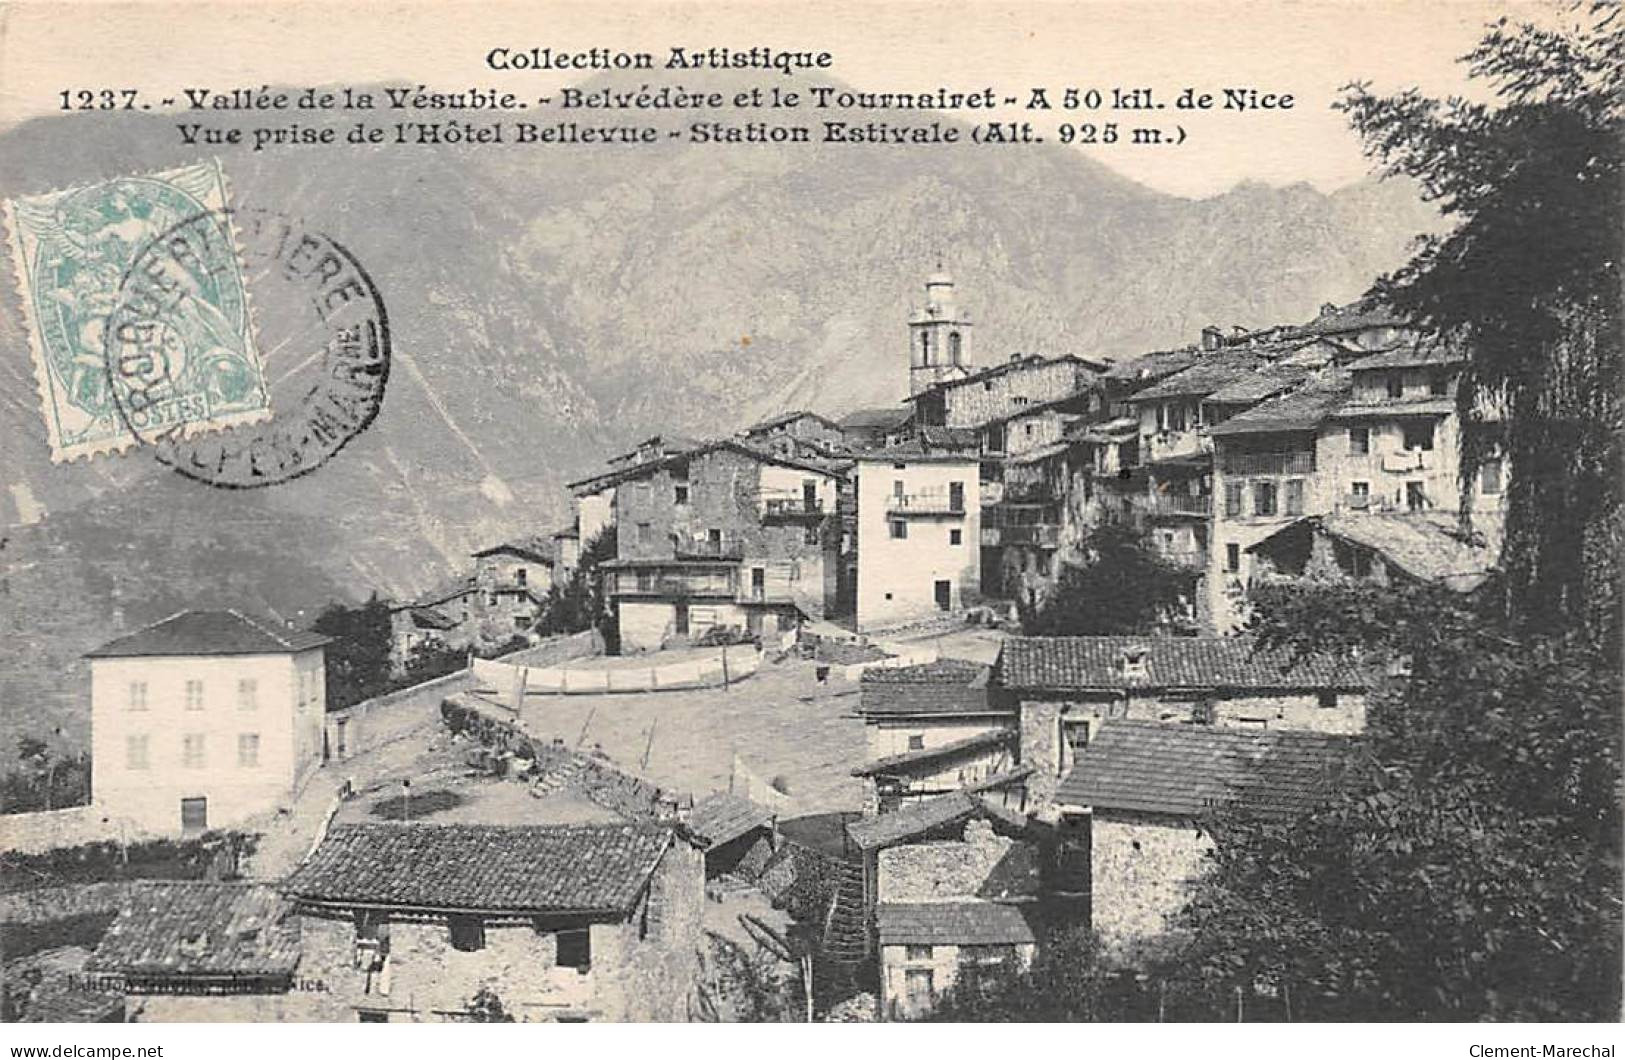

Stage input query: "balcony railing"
[
  {"left": 1001, "top": 524, "right": 1061, "bottom": 548},
  {"left": 761, "top": 496, "right": 827, "bottom": 518},
  {"left": 1141, "top": 492, "right": 1212, "bottom": 517},
  {"left": 613, "top": 571, "right": 738, "bottom": 598},
  {"left": 672, "top": 535, "right": 744, "bottom": 560},
  {"left": 886, "top": 491, "right": 966, "bottom": 516},
  {"left": 1219, "top": 450, "right": 1316, "bottom": 476}
]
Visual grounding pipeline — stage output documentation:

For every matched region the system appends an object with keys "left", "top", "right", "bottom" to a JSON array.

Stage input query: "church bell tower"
[{"left": 908, "top": 265, "right": 973, "bottom": 397}]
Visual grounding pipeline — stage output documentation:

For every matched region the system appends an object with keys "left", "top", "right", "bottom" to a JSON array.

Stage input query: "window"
[
  {"left": 238, "top": 733, "right": 260, "bottom": 768},
  {"left": 1024, "top": 423, "right": 1034, "bottom": 437},
  {"left": 1037, "top": 553, "right": 1051, "bottom": 576},
  {"left": 182, "top": 734, "right": 205, "bottom": 769},
  {"left": 636, "top": 522, "right": 651, "bottom": 545},
  {"left": 1225, "top": 543, "right": 1241, "bottom": 573},
  {"left": 1252, "top": 481, "right": 1278, "bottom": 517},
  {"left": 1406, "top": 481, "right": 1428, "bottom": 512},
  {"left": 1283, "top": 479, "right": 1305, "bottom": 516},
  {"left": 904, "top": 944, "right": 933, "bottom": 961},
  {"left": 889, "top": 520, "right": 908, "bottom": 540},
  {"left": 237, "top": 678, "right": 257, "bottom": 711},
  {"left": 674, "top": 603, "right": 690, "bottom": 636},
  {"left": 128, "top": 681, "right": 147, "bottom": 712},
  {"left": 1012, "top": 396, "right": 1030, "bottom": 408},
  {"left": 1429, "top": 372, "right": 1448, "bottom": 397},
  {"left": 1386, "top": 373, "right": 1404, "bottom": 399},
  {"left": 948, "top": 481, "right": 964, "bottom": 512},
  {"left": 907, "top": 734, "right": 925, "bottom": 751},
  {"left": 1318, "top": 691, "right": 1339, "bottom": 710},
  {"left": 125, "top": 734, "right": 149, "bottom": 771},
  {"left": 949, "top": 332, "right": 962, "bottom": 364},
  {"left": 1481, "top": 458, "right": 1504, "bottom": 494},
  {"left": 184, "top": 679, "right": 204, "bottom": 711},
  {"left": 515, "top": 568, "right": 527, "bottom": 586},
  {"left": 1348, "top": 426, "right": 1370, "bottom": 456},
  {"left": 949, "top": 528, "right": 962, "bottom": 546},
  {"left": 905, "top": 968, "right": 935, "bottom": 1009},
  {"left": 448, "top": 915, "right": 485, "bottom": 952},
  {"left": 1223, "top": 482, "right": 1243, "bottom": 517},
  {"left": 1402, "top": 421, "right": 1434, "bottom": 451},
  {"left": 802, "top": 524, "right": 822, "bottom": 546},
  {"left": 514, "top": 616, "right": 528, "bottom": 629},
  {"left": 1350, "top": 481, "right": 1370, "bottom": 501},
  {"left": 556, "top": 928, "right": 591, "bottom": 971},
  {"left": 674, "top": 483, "right": 689, "bottom": 505}
]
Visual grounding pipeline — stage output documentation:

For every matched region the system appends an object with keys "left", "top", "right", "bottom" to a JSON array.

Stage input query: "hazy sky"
[{"left": 1, "top": 0, "right": 1538, "bottom": 198}]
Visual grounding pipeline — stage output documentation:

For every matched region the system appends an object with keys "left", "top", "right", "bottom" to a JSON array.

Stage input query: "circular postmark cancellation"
[{"left": 103, "top": 203, "right": 390, "bottom": 488}]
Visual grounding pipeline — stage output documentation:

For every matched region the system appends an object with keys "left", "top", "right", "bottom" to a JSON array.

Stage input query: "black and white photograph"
[{"left": 0, "top": 0, "right": 1618, "bottom": 1041}]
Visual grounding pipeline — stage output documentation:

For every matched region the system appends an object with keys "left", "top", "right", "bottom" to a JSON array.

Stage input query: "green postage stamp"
[{"left": 3, "top": 159, "right": 270, "bottom": 462}]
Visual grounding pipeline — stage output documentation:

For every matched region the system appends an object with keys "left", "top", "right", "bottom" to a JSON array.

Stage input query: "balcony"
[
  {"left": 759, "top": 491, "right": 830, "bottom": 519},
  {"left": 886, "top": 490, "right": 966, "bottom": 516},
  {"left": 1001, "top": 524, "right": 1061, "bottom": 549},
  {"left": 673, "top": 534, "right": 744, "bottom": 560},
  {"left": 1141, "top": 492, "right": 1212, "bottom": 518},
  {"left": 613, "top": 569, "right": 738, "bottom": 598},
  {"left": 1219, "top": 450, "right": 1316, "bottom": 476}
]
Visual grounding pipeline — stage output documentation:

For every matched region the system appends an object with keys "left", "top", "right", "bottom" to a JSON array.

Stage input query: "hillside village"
[{"left": 0, "top": 263, "right": 1520, "bottom": 1024}]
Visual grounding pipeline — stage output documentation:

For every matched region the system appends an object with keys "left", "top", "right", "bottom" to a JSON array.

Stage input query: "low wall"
[
  {"left": 0, "top": 806, "right": 162, "bottom": 856},
  {"left": 472, "top": 643, "right": 762, "bottom": 698},
  {"left": 323, "top": 666, "right": 472, "bottom": 762},
  {"left": 839, "top": 642, "right": 941, "bottom": 682}
]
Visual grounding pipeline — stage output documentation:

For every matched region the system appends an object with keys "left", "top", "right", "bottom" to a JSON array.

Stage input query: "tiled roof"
[
  {"left": 859, "top": 659, "right": 998, "bottom": 717},
  {"left": 838, "top": 406, "right": 913, "bottom": 431},
  {"left": 472, "top": 536, "right": 553, "bottom": 565},
  {"left": 1344, "top": 343, "right": 1466, "bottom": 372},
  {"left": 407, "top": 606, "right": 459, "bottom": 631},
  {"left": 846, "top": 791, "right": 1028, "bottom": 851},
  {"left": 284, "top": 823, "right": 671, "bottom": 915},
  {"left": 1334, "top": 396, "right": 1456, "bottom": 420},
  {"left": 8, "top": 947, "right": 125, "bottom": 1022},
  {"left": 570, "top": 438, "right": 845, "bottom": 493},
  {"left": 1055, "top": 720, "right": 1361, "bottom": 819},
  {"left": 912, "top": 425, "right": 981, "bottom": 451},
  {"left": 852, "top": 729, "right": 1014, "bottom": 777},
  {"left": 1206, "top": 370, "right": 1353, "bottom": 437},
  {"left": 1106, "top": 346, "right": 1202, "bottom": 384},
  {"left": 86, "top": 882, "right": 300, "bottom": 979},
  {"left": 1204, "top": 364, "right": 1311, "bottom": 405},
  {"left": 411, "top": 574, "right": 476, "bottom": 609},
  {"left": 744, "top": 410, "right": 841, "bottom": 434},
  {"left": 1253, "top": 512, "right": 1497, "bottom": 591},
  {"left": 1125, "top": 351, "right": 1266, "bottom": 402},
  {"left": 1281, "top": 301, "right": 1408, "bottom": 339},
  {"left": 876, "top": 901, "right": 1037, "bottom": 946},
  {"left": 909, "top": 354, "right": 1106, "bottom": 400},
  {"left": 997, "top": 636, "right": 1369, "bottom": 692},
  {"left": 85, "top": 610, "right": 330, "bottom": 659},
  {"left": 686, "top": 793, "right": 774, "bottom": 849}
]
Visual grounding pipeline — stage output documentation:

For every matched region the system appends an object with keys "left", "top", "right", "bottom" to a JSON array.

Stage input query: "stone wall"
[
  {"left": 877, "top": 819, "right": 1040, "bottom": 903},
  {"left": 1089, "top": 810, "right": 1211, "bottom": 957}
]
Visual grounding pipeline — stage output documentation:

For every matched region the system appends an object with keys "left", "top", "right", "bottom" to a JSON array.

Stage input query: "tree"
[
  {"left": 923, "top": 927, "right": 1133, "bottom": 1022},
  {"left": 462, "top": 986, "right": 515, "bottom": 1022},
  {"left": 1178, "top": 578, "right": 1622, "bottom": 1020},
  {"left": 311, "top": 593, "right": 394, "bottom": 710},
  {"left": 537, "top": 527, "right": 619, "bottom": 648},
  {"left": 1337, "top": 2, "right": 1623, "bottom": 647},
  {"left": 1020, "top": 523, "right": 1194, "bottom": 636}
]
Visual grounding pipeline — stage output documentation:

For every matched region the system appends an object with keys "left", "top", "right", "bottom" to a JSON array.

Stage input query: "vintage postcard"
[{"left": 0, "top": 0, "right": 1619, "bottom": 1045}]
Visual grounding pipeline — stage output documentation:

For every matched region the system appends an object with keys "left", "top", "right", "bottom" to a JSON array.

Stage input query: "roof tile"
[{"left": 997, "top": 636, "right": 1369, "bottom": 692}]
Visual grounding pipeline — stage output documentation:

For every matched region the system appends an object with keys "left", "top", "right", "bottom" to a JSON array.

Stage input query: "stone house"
[
  {"left": 909, "top": 353, "right": 1107, "bottom": 431},
  {"left": 837, "top": 406, "right": 913, "bottom": 451},
  {"left": 873, "top": 814, "right": 1042, "bottom": 1020},
  {"left": 854, "top": 449, "right": 980, "bottom": 630},
  {"left": 840, "top": 792, "right": 1036, "bottom": 970},
  {"left": 87, "top": 610, "right": 329, "bottom": 836},
  {"left": 387, "top": 581, "right": 471, "bottom": 673},
  {"left": 277, "top": 822, "right": 705, "bottom": 1022},
  {"left": 567, "top": 434, "right": 702, "bottom": 548},
  {"left": 468, "top": 539, "right": 552, "bottom": 645},
  {"left": 602, "top": 440, "right": 847, "bottom": 651},
  {"left": 1247, "top": 510, "right": 1500, "bottom": 594},
  {"left": 1053, "top": 720, "right": 1360, "bottom": 957},
  {"left": 684, "top": 792, "right": 777, "bottom": 880},
  {"left": 739, "top": 410, "right": 848, "bottom": 458},
  {"left": 852, "top": 659, "right": 1022, "bottom": 812},
  {"left": 994, "top": 635, "right": 1371, "bottom": 807}
]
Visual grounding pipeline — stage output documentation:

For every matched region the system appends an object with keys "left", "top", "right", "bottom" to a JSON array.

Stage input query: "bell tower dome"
[{"left": 907, "top": 264, "right": 973, "bottom": 397}]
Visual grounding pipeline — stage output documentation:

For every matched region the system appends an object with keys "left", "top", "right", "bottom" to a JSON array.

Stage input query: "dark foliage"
[
  {"left": 2, "top": 739, "right": 91, "bottom": 814},
  {"left": 1338, "top": 2, "right": 1623, "bottom": 647},
  {"left": 312, "top": 594, "right": 394, "bottom": 711},
  {"left": 1019, "top": 523, "right": 1193, "bottom": 636},
  {"left": 0, "top": 831, "right": 258, "bottom": 895}
]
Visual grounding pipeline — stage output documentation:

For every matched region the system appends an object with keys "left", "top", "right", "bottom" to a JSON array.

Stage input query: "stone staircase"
[{"left": 821, "top": 858, "right": 869, "bottom": 967}]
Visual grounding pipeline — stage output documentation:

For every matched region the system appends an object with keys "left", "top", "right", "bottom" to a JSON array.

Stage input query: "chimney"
[{"left": 1200, "top": 326, "right": 1223, "bottom": 351}]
